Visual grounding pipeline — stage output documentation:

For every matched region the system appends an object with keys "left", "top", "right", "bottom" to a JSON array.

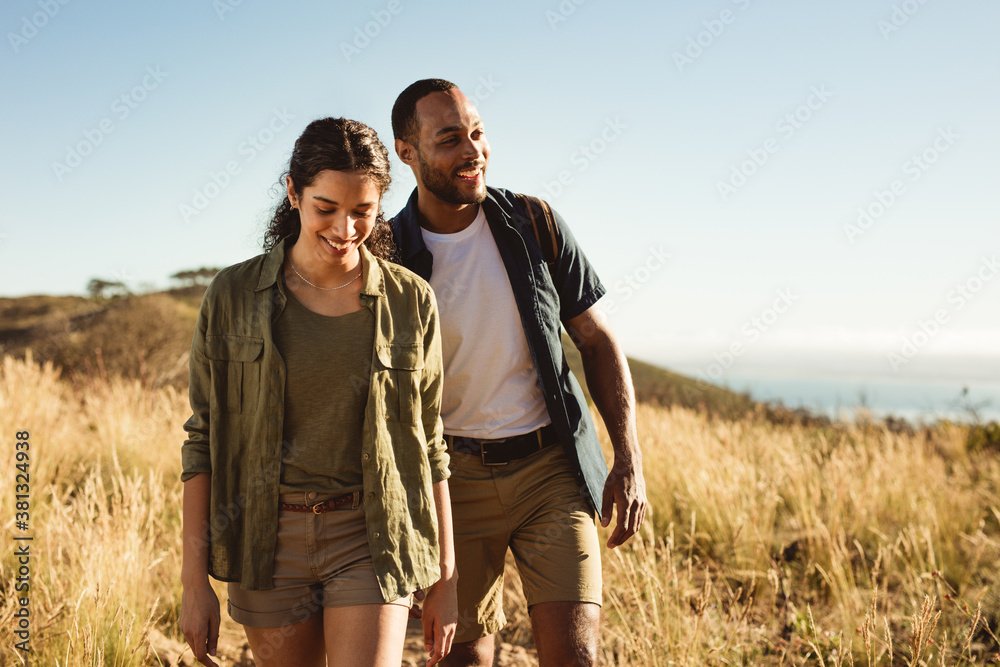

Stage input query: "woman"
[{"left": 179, "top": 117, "right": 456, "bottom": 667}]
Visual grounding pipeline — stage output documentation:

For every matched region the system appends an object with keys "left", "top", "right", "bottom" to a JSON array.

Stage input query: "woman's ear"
[{"left": 285, "top": 175, "right": 298, "bottom": 209}]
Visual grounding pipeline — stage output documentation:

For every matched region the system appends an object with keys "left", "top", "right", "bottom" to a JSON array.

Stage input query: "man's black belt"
[{"left": 446, "top": 424, "right": 559, "bottom": 466}]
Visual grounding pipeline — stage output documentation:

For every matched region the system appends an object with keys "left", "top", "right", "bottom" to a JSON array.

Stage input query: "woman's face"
[{"left": 287, "top": 169, "right": 380, "bottom": 269}]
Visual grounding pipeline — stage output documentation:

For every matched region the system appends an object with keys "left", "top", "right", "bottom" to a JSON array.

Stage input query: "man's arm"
[{"left": 565, "top": 305, "right": 648, "bottom": 548}]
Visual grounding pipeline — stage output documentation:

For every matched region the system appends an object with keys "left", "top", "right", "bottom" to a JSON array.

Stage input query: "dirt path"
[
  {"left": 153, "top": 615, "right": 537, "bottom": 666},
  {"left": 398, "top": 619, "right": 538, "bottom": 667}
]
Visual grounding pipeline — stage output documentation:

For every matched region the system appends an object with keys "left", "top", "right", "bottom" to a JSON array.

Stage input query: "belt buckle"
[
  {"left": 311, "top": 501, "right": 326, "bottom": 514},
  {"left": 480, "top": 439, "right": 508, "bottom": 466}
]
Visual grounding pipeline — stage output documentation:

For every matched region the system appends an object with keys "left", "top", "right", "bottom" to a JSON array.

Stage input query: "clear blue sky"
[{"left": 2, "top": 0, "right": 998, "bottom": 387}]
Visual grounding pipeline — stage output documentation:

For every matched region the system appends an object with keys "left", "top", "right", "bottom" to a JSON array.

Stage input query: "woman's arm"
[
  {"left": 414, "top": 286, "right": 456, "bottom": 664},
  {"left": 420, "top": 480, "right": 457, "bottom": 666},
  {"left": 179, "top": 472, "right": 221, "bottom": 667}
]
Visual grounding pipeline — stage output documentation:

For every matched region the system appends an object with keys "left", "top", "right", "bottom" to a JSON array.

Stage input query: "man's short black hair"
[{"left": 391, "top": 78, "right": 458, "bottom": 145}]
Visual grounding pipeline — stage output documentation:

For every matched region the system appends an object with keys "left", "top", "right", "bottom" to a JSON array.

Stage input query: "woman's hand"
[
  {"left": 180, "top": 474, "right": 219, "bottom": 665},
  {"left": 180, "top": 579, "right": 221, "bottom": 667},
  {"left": 420, "top": 574, "right": 457, "bottom": 666}
]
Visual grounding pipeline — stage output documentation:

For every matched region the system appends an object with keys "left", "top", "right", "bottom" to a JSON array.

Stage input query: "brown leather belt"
[
  {"left": 279, "top": 491, "right": 360, "bottom": 514},
  {"left": 446, "top": 424, "right": 559, "bottom": 466}
]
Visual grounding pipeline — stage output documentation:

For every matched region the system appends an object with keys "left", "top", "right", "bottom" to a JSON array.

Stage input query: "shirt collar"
[
  {"left": 358, "top": 244, "right": 385, "bottom": 298},
  {"left": 392, "top": 185, "right": 513, "bottom": 261},
  {"left": 255, "top": 236, "right": 292, "bottom": 292}
]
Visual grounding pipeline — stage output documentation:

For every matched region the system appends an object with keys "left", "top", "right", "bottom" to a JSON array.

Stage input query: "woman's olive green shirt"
[{"left": 181, "top": 239, "right": 449, "bottom": 599}]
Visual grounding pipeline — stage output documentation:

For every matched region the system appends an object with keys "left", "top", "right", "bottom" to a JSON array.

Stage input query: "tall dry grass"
[
  {"left": 592, "top": 404, "right": 1000, "bottom": 665},
  {"left": 2, "top": 355, "right": 999, "bottom": 665},
  {"left": 0, "top": 353, "right": 187, "bottom": 666}
]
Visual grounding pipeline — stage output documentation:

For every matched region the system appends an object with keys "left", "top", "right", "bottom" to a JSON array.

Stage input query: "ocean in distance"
[{"left": 706, "top": 372, "right": 1000, "bottom": 424}]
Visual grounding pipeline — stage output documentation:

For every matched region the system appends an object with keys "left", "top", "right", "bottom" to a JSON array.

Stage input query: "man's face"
[{"left": 410, "top": 89, "right": 490, "bottom": 205}]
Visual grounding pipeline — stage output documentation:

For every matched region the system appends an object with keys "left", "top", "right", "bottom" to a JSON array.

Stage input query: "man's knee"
[
  {"left": 530, "top": 601, "right": 600, "bottom": 667},
  {"left": 441, "top": 635, "right": 495, "bottom": 667}
]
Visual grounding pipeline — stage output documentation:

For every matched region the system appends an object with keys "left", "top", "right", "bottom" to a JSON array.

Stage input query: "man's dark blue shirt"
[{"left": 390, "top": 186, "right": 609, "bottom": 512}]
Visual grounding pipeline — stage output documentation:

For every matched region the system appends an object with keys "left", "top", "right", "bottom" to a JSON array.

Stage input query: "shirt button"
[
  {"left": 369, "top": 492, "right": 375, "bottom": 500},
  {"left": 363, "top": 453, "right": 370, "bottom": 461},
  {"left": 374, "top": 532, "right": 380, "bottom": 539}
]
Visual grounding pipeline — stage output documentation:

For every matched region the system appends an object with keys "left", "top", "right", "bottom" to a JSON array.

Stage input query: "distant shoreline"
[{"left": 695, "top": 371, "right": 1000, "bottom": 424}]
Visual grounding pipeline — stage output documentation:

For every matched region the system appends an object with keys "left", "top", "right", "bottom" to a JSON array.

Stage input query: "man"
[{"left": 389, "top": 78, "right": 647, "bottom": 667}]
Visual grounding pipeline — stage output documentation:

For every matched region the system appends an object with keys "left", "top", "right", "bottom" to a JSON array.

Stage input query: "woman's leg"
[
  {"left": 243, "top": 615, "right": 326, "bottom": 667},
  {"left": 323, "top": 602, "right": 410, "bottom": 667}
]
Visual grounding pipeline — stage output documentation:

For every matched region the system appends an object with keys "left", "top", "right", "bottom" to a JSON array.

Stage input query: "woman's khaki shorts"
[
  {"left": 447, "top": 442, "right": 603, "bottom": 643},
  {"left": 227, "top": 491, "right": 412, "bottom": 628}
]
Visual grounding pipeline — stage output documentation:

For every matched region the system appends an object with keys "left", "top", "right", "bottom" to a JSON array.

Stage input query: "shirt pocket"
[
  {"left": 375, "top": 343, "right": 423, "bottom": 424},
  {"left": 205, "top": 335, "right": 264, "bottom": 414}
]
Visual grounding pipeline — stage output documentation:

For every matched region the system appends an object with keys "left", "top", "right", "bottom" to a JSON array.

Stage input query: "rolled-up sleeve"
[
  {"left": 419, "top": 287, "right": 449, "bottom": 483},
  {"left": 181, "top": 290, "right": 213, "bottom": 482}
]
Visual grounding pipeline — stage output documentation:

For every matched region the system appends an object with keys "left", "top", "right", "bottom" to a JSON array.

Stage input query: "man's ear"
[{"left": 395, "top": 138, "right": 416, "bottom": 165}]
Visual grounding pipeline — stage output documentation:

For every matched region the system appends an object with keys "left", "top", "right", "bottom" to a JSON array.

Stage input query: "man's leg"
[
  {"left": 444, "top": 449, "right": 514, "bottom": 665},
  {"left": 503, "top": 446, "right": 604, "bottom": 667},
  {"left": 441, "top": 635, "right": 494, "bottom": 667},
  {"left": 530, "top": 601, "right": 600, "bottom": 667}
]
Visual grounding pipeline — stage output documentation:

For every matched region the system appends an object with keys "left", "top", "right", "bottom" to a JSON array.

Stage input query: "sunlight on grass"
[{"left": 2, "top": 356, "right": 999, "bottom": 665}]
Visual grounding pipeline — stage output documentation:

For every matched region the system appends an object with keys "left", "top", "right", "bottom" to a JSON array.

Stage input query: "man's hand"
[
  {"left": 418, "top": 575, "right": 457, "bottom": 666},
  {"left": 600, "top": 458, "right": 647, "bottom": 548},
  {"left": 179, "top": 579, "right": 221, "bottom": 667},
  {"left": 567, "top": 306, "right": 648, "bottom": 549}
]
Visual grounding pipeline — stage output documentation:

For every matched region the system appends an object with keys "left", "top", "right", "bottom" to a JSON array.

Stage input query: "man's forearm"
[{"left": 579, "top": 333, "right": 641, "bottom": 469}]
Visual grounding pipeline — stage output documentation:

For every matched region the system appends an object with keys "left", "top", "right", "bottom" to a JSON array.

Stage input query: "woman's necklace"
[{"left": 287, "top": 261, "right": 361, "bottom": 291}]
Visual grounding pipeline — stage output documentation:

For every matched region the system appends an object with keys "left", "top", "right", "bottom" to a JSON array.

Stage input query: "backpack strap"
[{"left": 515, "top": 193, "right": 562, "bottom": 267}]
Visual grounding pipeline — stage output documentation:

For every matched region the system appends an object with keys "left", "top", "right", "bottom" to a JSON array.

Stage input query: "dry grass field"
[{"left": 2, "top": 351, "right": 1000, "bottom": 665}]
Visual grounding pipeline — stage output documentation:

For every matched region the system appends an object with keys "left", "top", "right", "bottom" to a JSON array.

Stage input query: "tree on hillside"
[
  {"left": 87, "top": 278, "right": 129, "bottom": 300},
  {"left": 171, "top": 267, "right": 221, "bottom": 287}
]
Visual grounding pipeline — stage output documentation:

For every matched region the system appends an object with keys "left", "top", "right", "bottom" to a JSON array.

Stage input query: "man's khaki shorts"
[
  {"left": 447, "top": 441, "right": 603, "bottom": 643},
  {"left": 227, "top": 491, "right": 411, "bottom": 628}
]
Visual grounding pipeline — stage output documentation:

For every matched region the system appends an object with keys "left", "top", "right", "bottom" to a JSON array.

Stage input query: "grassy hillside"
[
  {"left": 3, "top": 355, "right": 998, "bottom": 665},
  {"left": 0, "top": 289, "right": 203, "bottom": 388},
  {"left": 1, "top": 289, "right": 761, "bottom": 417},
  {"left": 3, "top": 290, "right": 999, "bottom": 664},
  {"left": 564, "top": 339, "right": 755, "bottom": 415}
]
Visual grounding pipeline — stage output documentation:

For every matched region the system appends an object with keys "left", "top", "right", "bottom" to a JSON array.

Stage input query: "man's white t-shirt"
[{"left": 421, "top": 206, "right": 550, "bottom": 438}]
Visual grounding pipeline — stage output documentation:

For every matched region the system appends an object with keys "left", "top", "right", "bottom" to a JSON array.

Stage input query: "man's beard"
[{"left": 417, "top": 152, "right": 486, "bottom": 205}]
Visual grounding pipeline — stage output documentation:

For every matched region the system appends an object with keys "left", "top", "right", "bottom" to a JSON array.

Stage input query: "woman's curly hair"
[{"left": 262, "top": 117, "right": 395, "bottom": 260}]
